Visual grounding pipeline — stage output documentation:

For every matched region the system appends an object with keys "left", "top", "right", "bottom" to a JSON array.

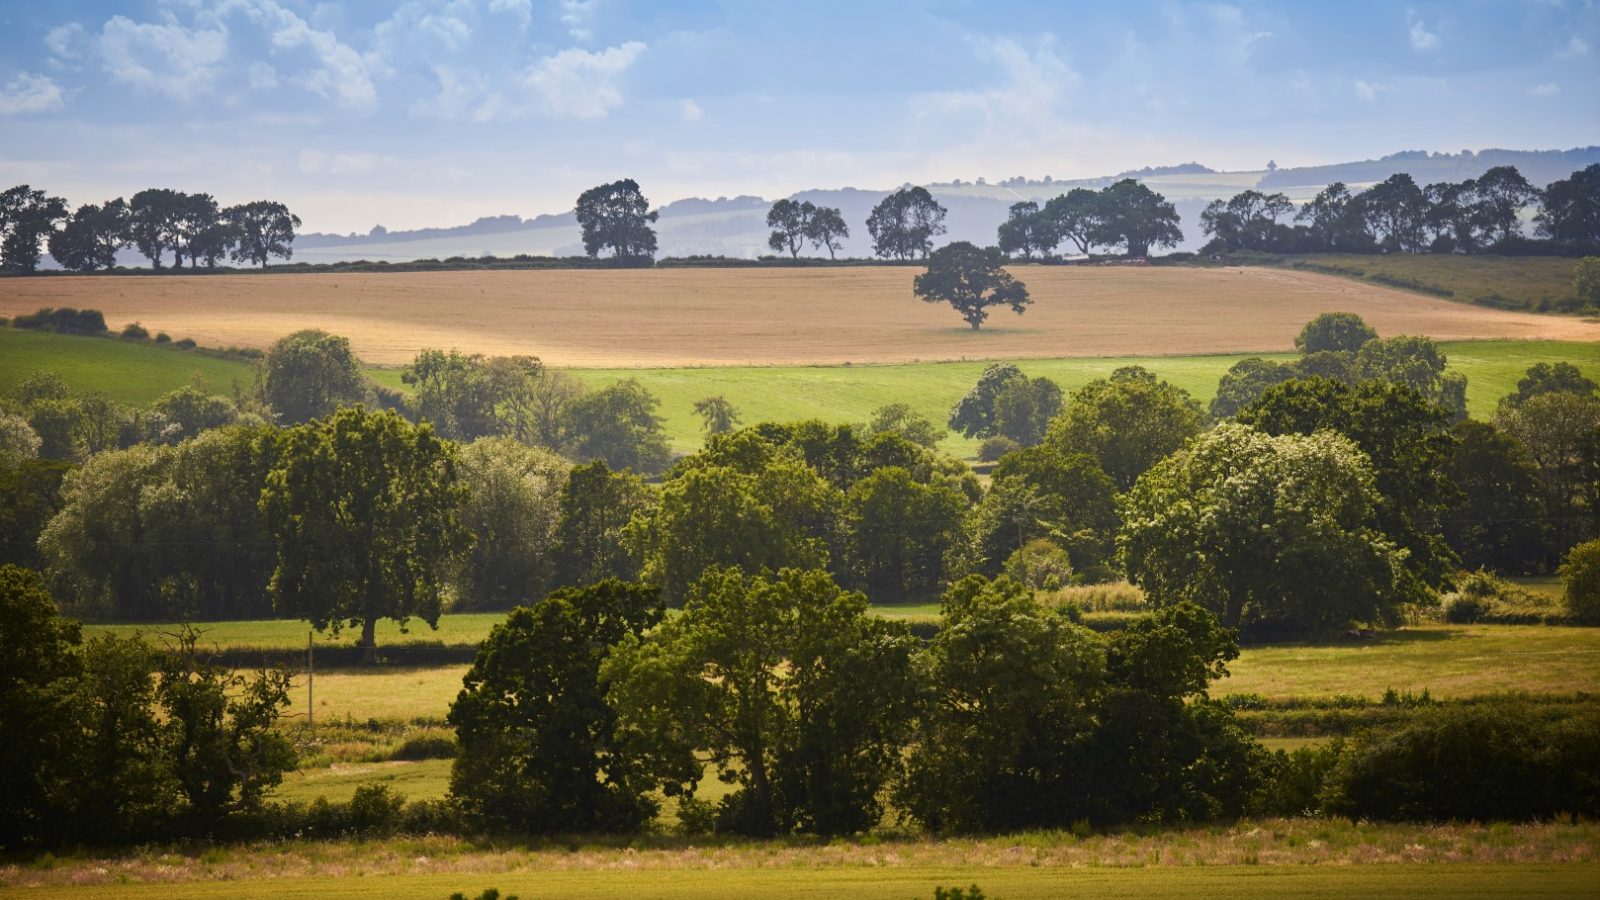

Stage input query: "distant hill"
[{"left": 103, "top": 145, "right": 1600, "bottom": 267}]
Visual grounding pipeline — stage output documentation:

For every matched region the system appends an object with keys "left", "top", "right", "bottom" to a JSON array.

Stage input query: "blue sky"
[{"left": 2, "top": 0, "right": 1596, "bottom": 233}]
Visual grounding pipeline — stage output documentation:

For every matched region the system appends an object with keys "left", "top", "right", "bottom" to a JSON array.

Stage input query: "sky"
[{"left": 1, "top": 0, "right": 1597, "bottom": 234}]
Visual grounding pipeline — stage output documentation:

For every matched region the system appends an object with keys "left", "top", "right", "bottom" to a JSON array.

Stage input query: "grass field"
[
  {"left": 6, "top": 823, "right": 1598, "bottom": 897},
  {"left": 3, "top": 265, "right": 1593, "bottom": 367},
  {"left": 147, "top": 623, "right": 1595, "bottom": 726},
  {"left": 0, "top": 329, "right": 257, "bottom": 405},
  {"left": 1269, "top": 254, "right": 1585, "bottom": 311},
  {"left": 12, "top": 327, "right": 1594, "bottom": 456}
]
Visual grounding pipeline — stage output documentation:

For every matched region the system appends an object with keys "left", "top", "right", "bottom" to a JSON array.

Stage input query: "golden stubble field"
[{"left": 2, "top": 265, "right": 1595, "bottom": 366}]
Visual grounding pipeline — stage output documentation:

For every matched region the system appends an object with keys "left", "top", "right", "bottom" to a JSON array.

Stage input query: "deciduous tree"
[
  {"left": 575, "top": 179, "right": 658, "bottom": 261},
  {"left": 866, "top": 186, "right": 946, "bottom": 260},
  {"left": 913, "top": 241, "right": 1030, "bottom": 331}
]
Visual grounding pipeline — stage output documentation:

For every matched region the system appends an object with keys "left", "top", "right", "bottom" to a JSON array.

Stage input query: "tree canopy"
[
  {"left": 575, "top": 179, "right": 659, "bottom": 261},
  {"left": 867, "top": 186, "right": 946, "bottom": 260},
  {"left": 912, "top": 241, "right": 1030, "bottom": 331}
]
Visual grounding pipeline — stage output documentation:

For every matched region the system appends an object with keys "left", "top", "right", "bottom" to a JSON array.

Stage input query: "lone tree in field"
[
  {"left": 575, "top": 179, "right": 659, "bottom": 261},
  {"left": 766, "top": 199, "right": 816, "bottom": 258},
  {"left": 227, "top": 201, "right": 300, "bottom": 268},
  {"left": 693, "top": 395, "right": 741, "bottom": 435},
  {"left": 914, "top": 241, "right": 1030, "bottom": 331},
  {"left": 867, "top": 186, "right": 946, "bottom": 260},
  {"left": 805, "top": 205, "right": 849, "bottom": 258},
  {"left": 260, "top": 407, "right": 472, "bottom": 663}
]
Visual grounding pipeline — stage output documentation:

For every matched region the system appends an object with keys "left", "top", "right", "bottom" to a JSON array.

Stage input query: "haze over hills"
[{"left": 262, "top": 146, "right": 1600, "bottom": 265}]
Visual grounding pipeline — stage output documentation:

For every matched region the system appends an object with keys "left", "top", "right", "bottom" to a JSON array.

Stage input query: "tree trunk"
[
  {"left": 969, "top": 319, "right": 982, "bottom": 331},
  {"left": 1224, "top": 594, "right": 1244, "bottom": 629},
  {"left": 360, "top": 617, "right": 377, "bottom": 665}
]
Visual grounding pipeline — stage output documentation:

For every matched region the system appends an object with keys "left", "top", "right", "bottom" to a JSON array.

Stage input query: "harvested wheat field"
[{"left": 2, "top": 265, "right": 1594, "bottom": 366}]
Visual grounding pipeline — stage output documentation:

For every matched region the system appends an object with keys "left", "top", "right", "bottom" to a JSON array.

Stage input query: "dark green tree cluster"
[
  {"left": 0, "top": 184, "right": 299, "bottom": 273},
  {"left": 1, "top": 565, "right": 294, "bottom": 850},
  {"left": 766, "top": 199, "right": 849, "bottom": 259},
  {"left": 993, "top": 180, "right": 1183, "bottom": 259},
  {"left": 453, "top": 570, "right": 1259, "bottom": 837},
  {"left": 575, "top": 179, "right": 659, "bottom": 262},
  {"left": 1204, "top": 164, "right": 1597, "bottom": 255}
]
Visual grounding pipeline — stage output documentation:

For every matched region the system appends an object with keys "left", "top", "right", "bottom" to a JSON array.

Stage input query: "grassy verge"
[
  {"left": 5, "top": 823, "right": 1597, "bottom": 897},
  {"left": 0, "top": 329, "right": 257, "bottom": 405}
]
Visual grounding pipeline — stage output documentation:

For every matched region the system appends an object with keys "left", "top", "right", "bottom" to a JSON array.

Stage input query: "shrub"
[
  {"left": 347, "top": 784, "right": 406, "bottom": 836},
  {"left": 1003, "top": 538, "right": 1074, "bottom": 591},
  {"left": 1320, "top": 702, "right": 1600, "bottom": 821},
  {"left": 154, "top": 332, "right": 171, "bottom": 343},
  {"left": 120, "top": 322, "right": 149, "bottom": 340},
  {"left": 175, "top": 337, "right": 197, "bottom": 350},
  {"left": 1442, "top": 593, "right": 1490, "bottom": 624},
  {"left": 1562, "top": 539, "right": 1600, "bottom": 623},
  {"left": 977, "top": 435, "right": 1020, "bottom": 462},
  {"left": 11, "top": 307, "right": 108, "bottom": 336}
]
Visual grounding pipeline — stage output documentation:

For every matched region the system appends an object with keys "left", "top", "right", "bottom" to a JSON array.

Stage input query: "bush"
[
  {"left": 1562, "top": 539, "right": 1600, "bottom": 623},
  {"left": 175, "top": 337, "right": 197, "bottom": 350},
  {"left": 1320, "top": 702, "right": 1600, "bottom": 821},
  {"left": 977, "top": 435, "right": 1020, "bottom": 462},
  {"left": 120, "top": 322, "right": 149, "bottom": 340},
  {"left": 347, "top": 784, "right": 407, "bottom": 836},
  {"left": 11, "top": 307, "right": 108, "bottom": 336},
  {"left": 1003, "top": 538, "right": 1074, "bottom": 591},
  {"left": 1442, "top": 593, "right": 1491, "bottom": 624},
  {"left": 154, "top": 332, "right": 171, "bottom": 343}
]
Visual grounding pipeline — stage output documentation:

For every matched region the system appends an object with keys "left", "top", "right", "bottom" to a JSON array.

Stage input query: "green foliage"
[
  {"left": 1576, "top": 256, "right": 1600, "bottom": 309},
  {"left": 1047, "top": 365, "right": 1204, "bottom": 492},
  {"left": 977, "top": 435, "right": 1019, "bottom": 462},
  {"left": 0, "top": 185, "right": 68, "bottom": 273},
  {"left": 633, "top": 440, "right": 837, "bottom": 604},
  {"left": 766, "top": 199, "right": 816, "bottom": 258},
  {"left": 606, "top": 567, "right": 918, "bottom": 836},
  {"left": 990, "top": 376, "right": 1061, "bottom": 448},
  {"left": 1090, "top": 179, "right": 1183, "bottom": 257},
  {"left": 48, "top": 199, "right": 130, "bottom": 272},
  {"left": 449, "top": 581, "right": 663, "bottom": 833},
  {"left": 1119, "top": 423, "right": 1405, "bottom": 633},
  {"left": 975, "top": 444, "right": 1119, "bottom": 576},
  {"left": 11, "top": 306, "right": 109, "bottom": 336},
  {"left": 1443, "top": 420, "right": 1550, "bottom": 573},
  {"left": 41, "top": 426, "right": 280, "bottom": 620},
  {"left": 934, "top": 888, "right": 986, "bottom": 900},
  {"left": 866, "top": 402, "right": 942, "bottom": 448},
  {"left": 694, "top": 395, "right": 742, "bottom": 436},
  {"left": 1493, "top": 390, "right": 1600, "bottom": 556},
  {"left": 948, "top": 363, "right": 1024, "bottom": 439},
  {"left": 226, "top": 200, "right": 300, "bottom": 267},
  {"left": 1002, "top": 538, "right": 1074, "bottom": 591},
  {"left": 1295, "top": 312, "right": 1377, "bottom": 355},
  {"left": 551, "top": 461, "right": 653, "bottom": 588},
  {"left": 0, "top": 456, "right": 69, "bottom": 570},
  {"left": 575, "top": 179, "right": 659, "bottom": 261},
  {"left": 257, "top": 329, "right": 367, "bottom": 425},
  {"left": 563, "top": 378, "right": 672, "bottom": 475},
  {"left": 0, "top": 565, "right": 85, "bottom": 849},
  {"left": 866, "top": 186, "right": 946, "bottom": 260},
  {"left": 913, "top": 241, "right": 1030, "bottom": 331},
  {"left": 846, "top": 465, "right": 967, "bottom": 603},
  {"left": 145, "top": 384, "right": 241, "bottom": 444},
  {"left": 1561, "top": 539, "right": 1600, "bottom": 623},
  {"left": 454, "top": 438, "right": 570, "bottom": 610},
  {"left": 1320, "top": 702, "right": 1600, "bottom": 821},
  {"left": 1501, "top": 361, "right": 1598, "bottom": 411},
  {"left": 1240, "top": 377, "right": 1460, "bottom": 601},
  {"left": 260, "top": 407, "right": 472, "bottom": 658},
  {"left": 403, "top": 349, "right": 545, "bottom": 442}
]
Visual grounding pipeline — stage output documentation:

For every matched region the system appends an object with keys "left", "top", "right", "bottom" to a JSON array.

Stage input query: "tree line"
[
  {"left": 1197, "top": 163, "right": 1600, "bottom": 256},
  {"left": 3, "top": 312, "right": 1595, "bottom": 643},
  {"left": 5, "top": 560, "right": 1597, "bottom": 850},
  {"left": 0, "top": 185, "right": 301, "bottom": 273}
]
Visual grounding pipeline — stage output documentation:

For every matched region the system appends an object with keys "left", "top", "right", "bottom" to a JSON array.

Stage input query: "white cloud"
[
  {"left": 248, "top": 61, "right": 280, "bottom": 89},
  {"left": 98, "top": 15, "right": 229, "bottom": 99},
  {"left": 560, "top": 0, "right": 598, "bottom": 41},
  {"left": 680, "top": 98, "right": 703, "bottom": 122},
  {"left": 297, "top": 149, "right": 391, "bottom": 175},
  {"left": 1353, "top": 79, "right": 1390, "bottom": 101},
  {"left": 523, "top": 41, "right": 645, "bottom": 118},
  {"left": 243, "top": 1, "right": 380, "bottom": 109},
  {"left": 1528, "top": 82, "right": 1560, "bottom": 96},
  {"left": 0, "top": 72, "right": 65, "bottom": 115},
  {"left": 1558, "top": 34, "right": 1589, "bottom": 57},
  {"left": 916, "top": 35, "right": 1079, "bottom": 123},
  {"left": 45, "top": 23, "right": 88, "bottom": 61},
  {"left": 1407, "top": 10, "right": 1440, "bottom": 51},
  {"left": 488, "top": 0, "right": 532, "bottom": 27}
]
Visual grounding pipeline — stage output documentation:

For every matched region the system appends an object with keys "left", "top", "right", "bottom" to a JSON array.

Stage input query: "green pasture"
[
  {"left": 6, "top": 328, "right": 1595, "bottom": 457},
  {"left": 9, "top": 862, "right": 1597, "bottom": 899},
  {"left": 0, "top": 329, "right": 256, "bottom": 405},
  {"left": 1267, "top": 253, "right": 1584, "bottom": 310}
]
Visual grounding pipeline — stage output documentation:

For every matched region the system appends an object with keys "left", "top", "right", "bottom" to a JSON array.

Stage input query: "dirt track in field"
[{"left": 2, "top": 265, "right": 1594, "bottom": 367}]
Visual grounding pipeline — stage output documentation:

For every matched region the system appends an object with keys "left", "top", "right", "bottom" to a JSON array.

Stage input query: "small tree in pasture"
[{"left": 913, "top": 241, "right": 1030, "bottom": 331}]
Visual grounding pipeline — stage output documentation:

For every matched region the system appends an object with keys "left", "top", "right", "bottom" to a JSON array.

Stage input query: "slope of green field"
[
  {"left": 0, "top": 329, "right": 257, "bottom": 404},
  {"left": 7, "top": 328, "right": 1595, "bottom": 457},
  {"left": 1267, "top": 254, "right": 1585, "bottom": 311},
  {"left": 558, "top": 340, "right": 1600, "bottom": 454}
]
